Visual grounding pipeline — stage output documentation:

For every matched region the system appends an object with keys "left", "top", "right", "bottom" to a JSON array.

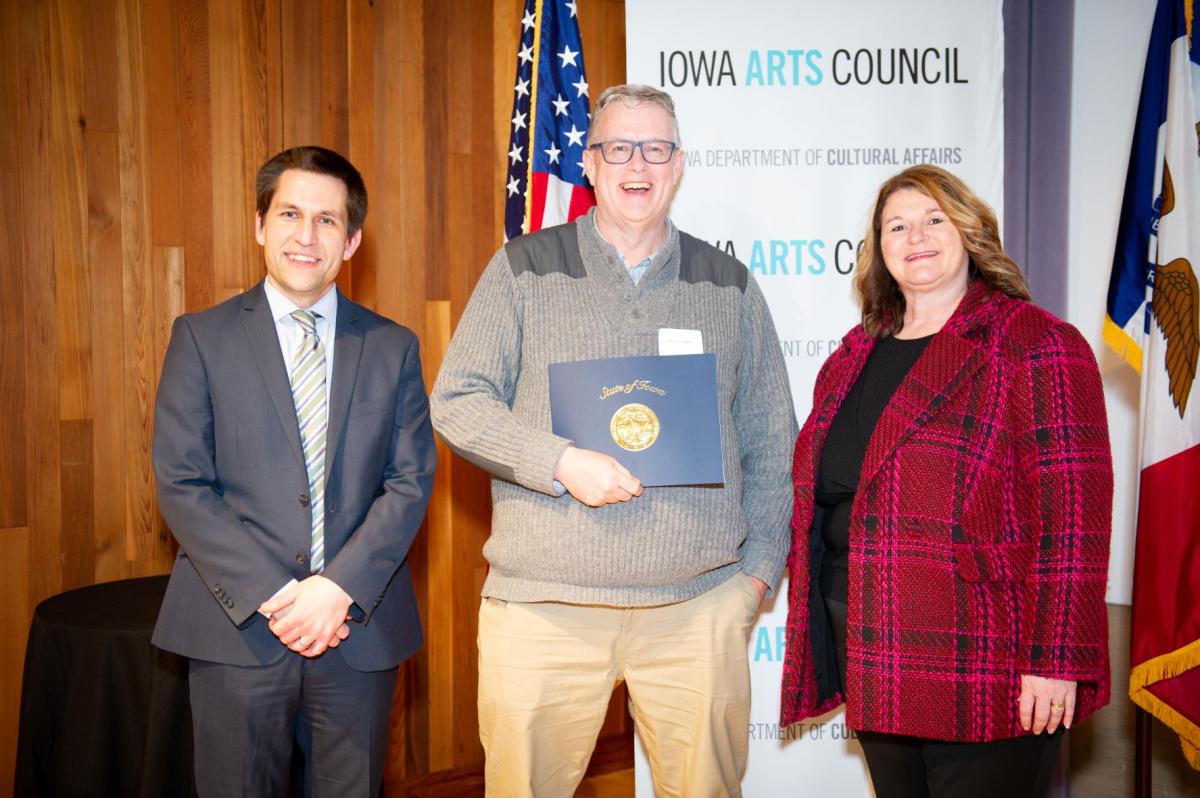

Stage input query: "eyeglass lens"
[{"left": 598, "top": 140, "right": 675, "bottom": 164}]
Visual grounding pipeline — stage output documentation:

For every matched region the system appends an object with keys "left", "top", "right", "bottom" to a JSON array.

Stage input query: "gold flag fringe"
[
  {"left": 1128, "top": 636, "right": 1200, "bottom": 769},
  {"left": 1102, "top": 315, "right": 1144, "bottom": 373}
]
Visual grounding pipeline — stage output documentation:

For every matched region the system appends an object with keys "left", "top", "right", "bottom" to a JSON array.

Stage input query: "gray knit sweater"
[{"left": 430, "top": 210, "right": 797, "bottom": 605}]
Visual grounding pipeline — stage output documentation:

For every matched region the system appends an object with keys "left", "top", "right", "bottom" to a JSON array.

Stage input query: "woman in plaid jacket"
[{"left": 780, "top": 165, "right": 1113, "bottom": 797}]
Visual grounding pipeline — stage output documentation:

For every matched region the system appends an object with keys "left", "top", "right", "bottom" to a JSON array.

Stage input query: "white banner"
[{"left": 624, "top": 1, "right": 1004, "bottom": 794}]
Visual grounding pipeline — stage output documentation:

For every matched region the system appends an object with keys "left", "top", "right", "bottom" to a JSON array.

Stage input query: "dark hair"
[
  {"left": 854, "top": 164, "right": 1030, "bottom": 337},
  {"left": 255, "top": 146, "right": 368, "bottom": 235}
]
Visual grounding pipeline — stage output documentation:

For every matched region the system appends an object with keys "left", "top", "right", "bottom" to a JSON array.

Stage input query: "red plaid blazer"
[{"left": 780, "top": 282, "right": 1113, "bottom": 741}]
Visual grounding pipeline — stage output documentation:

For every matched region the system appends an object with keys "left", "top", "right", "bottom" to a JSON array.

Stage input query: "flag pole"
[{"left": 1135, "top": 706, "right": 1152, "bottom": 798}]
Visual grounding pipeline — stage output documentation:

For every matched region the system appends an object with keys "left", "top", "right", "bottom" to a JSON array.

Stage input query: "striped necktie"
[{"left": 289, "top": 310, "right": 326, "bottom": 572}]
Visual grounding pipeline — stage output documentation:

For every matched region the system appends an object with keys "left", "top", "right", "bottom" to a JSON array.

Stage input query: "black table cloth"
[{"left": 15, "top": 575, "right": 195, "bottom": 797}]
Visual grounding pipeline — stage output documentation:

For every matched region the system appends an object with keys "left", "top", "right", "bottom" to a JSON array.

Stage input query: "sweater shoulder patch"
[
  {"left": 504, "top": 223, "right": 586, "bottom": 279},
  {"left": 679, "top": 232, "right": 748, "bottom": 292}
]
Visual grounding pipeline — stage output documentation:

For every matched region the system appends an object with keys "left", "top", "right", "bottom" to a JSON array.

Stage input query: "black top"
[{"left": 816, "top": 334, "right": 933, "bottom": 601}]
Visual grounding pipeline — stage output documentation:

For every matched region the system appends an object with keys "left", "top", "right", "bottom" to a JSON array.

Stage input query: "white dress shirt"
[{"left": 263, "top": 278, "right": 338, "bottom": 389}]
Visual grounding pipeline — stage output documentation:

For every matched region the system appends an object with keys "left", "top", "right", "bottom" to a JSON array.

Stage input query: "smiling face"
[
  {"left": 878, "top": 187, "right": 970, "bottom": 302},
  {"left": 582, "top": 101, "right": 684, "bottom": 242},
  {"left": 255, "top": 169, "right": 362, "bottom": 308}
]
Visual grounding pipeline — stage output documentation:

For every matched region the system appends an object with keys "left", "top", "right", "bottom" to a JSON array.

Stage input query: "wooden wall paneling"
[
  {"left": 277, "top": 0, "right": 350, "bottom": 152},
  {"left": 140, "top": 0, "right": 185, "bottom": 247},
  {"left": 138, "top": 0, "right": 185, "bottom": 367},
  {"left": 48, "top": 0, "right": 114, "bottom": 610},
  {"left": 374, "top": 0, "right": 431, "bottom": 782},
  {"left": 421, "top": 0, "right": 500, "bottom": 299},
  {"left": 0, "top": 9, "right": 29, "bottom": 797},
  {"left": 86, "top": 129, "right": 132, "bottom": 583},
  {"left": 21, "top": 0, "right": 65, "bottom": 609},
  {"left": 154, "top": 247, "right": 187, "bottom": 386},
  {"left": 421, "top": 300, "right": 477, "bottom": 772},
  {"left": 432, "top": 0, "right": 500, "bottom": 771},
  {"left": 178, "top": 0, "right": 215, "bottom": 313},
  {"left": 60, "top": 420, "right": 96, "bottom": 590},
  {"left": 83, "top": 0, "right": 126, "bottom": 584},
  {"left": 372, "top": 0, "right": 426, "bottom": 339},
  {"left": 319, "top": 0, "right": 351, "bottom": 153},
  {"left": 264, "top": 0, "right": 284, "bottom": 152},
  {"left": 447, "top": 454, "right": 489, "bottom": 761},
  {"left": 49, "top": 0, "right": 92, "bottom": 423},
  {"left": 208, "top": 0, "right": 271, "bottom": 299},
  {"left": 421, "top": 0, "right": 450, "bottom": 305},
  {"left": 578, "top": 0, "right": 627, "bottom": 104},
  {"left": 240, "top": 0, "right": 273, "bottom": 292},
  {"left": 0, "top": 0, "right": 29, "bottom": 530},
  {"left": 144, "top": 243, "right": 187, "bottom": 570},
  {"left": 436, "top": 448, "right": 492, "bottom": 771},
  {"left": 140, "top": 0, "right": 184, "bottom": 572},
  {"left": 424, "top": 301, "right": 455, "bottom": 771},
  {"left": 449, "top": 0, "right": 498, "bottom": 291},
  {"left": 116, "top": 0, "right": 160, "bottom": 568},
  {"left": 279, "top": 0, "right": 320, "bottom": 147},
  {"left": 0, "top": 528, "right": 31, "bottom": 798},
  {"left": 344, "top": 0, "right": 378, "bottom": 307},
  {"left": 491, "top": 0, "right": 521, "bottom": 258},
  {"left": 453, "top": 0, "right": 494, "bottom": 768},
  {"left": 82, "top": 0, "right": 121, "bottom": 134}
]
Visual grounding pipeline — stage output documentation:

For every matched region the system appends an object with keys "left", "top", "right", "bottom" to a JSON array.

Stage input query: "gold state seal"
[{"left": 609, "top": 403, "right": 660, "bottom": 452}]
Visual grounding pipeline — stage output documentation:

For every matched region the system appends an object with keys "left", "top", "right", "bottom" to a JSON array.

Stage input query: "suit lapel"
[
  {"left": 241, "top": 283, "right": 306, "bottom": 470},
  {"left": 324, "top": 293, "right": 364, "bottom": 474},
  {"left": 857, "top": 283, "right": 994, "bottom": 490}
]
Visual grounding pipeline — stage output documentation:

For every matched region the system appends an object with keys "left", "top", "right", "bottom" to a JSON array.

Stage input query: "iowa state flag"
[
  {"left": 1106, "top": 0, "right": 1200, "bottom": 769},
  {"left": 504, "top": 0, "right": 596, "bottom": 240}
]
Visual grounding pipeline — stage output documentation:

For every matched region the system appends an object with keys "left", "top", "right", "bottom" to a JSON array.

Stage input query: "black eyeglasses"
[{"left": 587, "top": 139, "right": 679, "bottom": 165}]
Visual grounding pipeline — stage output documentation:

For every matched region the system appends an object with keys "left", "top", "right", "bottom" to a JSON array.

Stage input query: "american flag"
[{"left": 504, "top": 0, "right": 596, "bottom": 240}]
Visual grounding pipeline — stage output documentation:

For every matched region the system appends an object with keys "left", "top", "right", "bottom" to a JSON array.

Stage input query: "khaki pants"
[{"left": 477, "top": 573, "right": 760, "bottom": 798}]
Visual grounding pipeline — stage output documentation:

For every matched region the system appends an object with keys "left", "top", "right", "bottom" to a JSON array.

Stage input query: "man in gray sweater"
[{"left": 431, "top": 84, "right": 796, "bottom": 797}]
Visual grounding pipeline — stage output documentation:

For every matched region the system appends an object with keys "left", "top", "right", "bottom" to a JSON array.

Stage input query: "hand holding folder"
[
  {"left": 553, "top": 447, "right": 644, "bottom": 506},
  {"left": 549, "top": 354, "right": 725, "bottom": 488}
]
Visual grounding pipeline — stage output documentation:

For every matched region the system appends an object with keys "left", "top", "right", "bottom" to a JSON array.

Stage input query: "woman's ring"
[{"left": 1050, "top": 702, "right": 1065, "bottom": 711}]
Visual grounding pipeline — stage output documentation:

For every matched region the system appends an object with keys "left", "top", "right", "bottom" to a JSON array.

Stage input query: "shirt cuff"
[{"left": 258, "top": 578, "right": 298, "bottom": 618}]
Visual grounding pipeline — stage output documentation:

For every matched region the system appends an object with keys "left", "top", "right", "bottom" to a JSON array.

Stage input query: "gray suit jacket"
[{"left": 151, "top": 282, "right": 436, "bottom": 670}]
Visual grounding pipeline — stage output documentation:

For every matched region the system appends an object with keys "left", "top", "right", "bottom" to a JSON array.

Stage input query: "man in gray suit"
[{"left": 152, "top": 146, "right": 436, "bottom": 797}]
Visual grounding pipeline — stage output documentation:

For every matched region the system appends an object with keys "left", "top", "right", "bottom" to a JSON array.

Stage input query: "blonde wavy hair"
[{"left": 853, "top": 164, "right": 1030, "bottom": 337}]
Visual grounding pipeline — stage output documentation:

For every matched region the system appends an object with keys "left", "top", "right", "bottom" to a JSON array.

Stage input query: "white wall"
[{"left": 1067, "top": 0, "right": 1157, "bottom": 605}]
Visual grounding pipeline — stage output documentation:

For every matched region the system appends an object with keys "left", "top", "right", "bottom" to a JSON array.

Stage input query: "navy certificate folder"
[{"left": 548, "top": 353, "right": 724, "bottom": 486}]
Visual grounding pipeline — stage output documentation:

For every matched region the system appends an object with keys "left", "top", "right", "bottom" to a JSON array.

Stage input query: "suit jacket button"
[
  {"left": 299, "top": 492, "right": 310, "bottom": 508},
  {"left": 296, "top": 553, "right": 309, "bottom": 566}
]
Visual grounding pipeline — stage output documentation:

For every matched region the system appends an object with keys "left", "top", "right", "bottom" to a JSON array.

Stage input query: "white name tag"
[{"left": 658, "top": 328, "right": 704, "bottom": 356}]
